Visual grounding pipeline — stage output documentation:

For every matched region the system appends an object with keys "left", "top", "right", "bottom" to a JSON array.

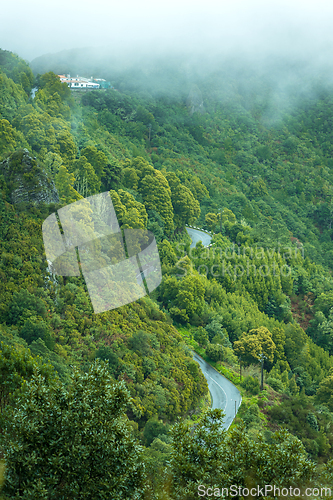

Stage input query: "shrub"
[
  {"left": 241, "top": 375, "right": 260, "bottom": 395},
  {"left": 266, "top": 376, "right": 284, "bottom": 393}
]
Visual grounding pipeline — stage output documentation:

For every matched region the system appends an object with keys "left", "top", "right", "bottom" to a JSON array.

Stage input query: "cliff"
[{"left": 0, "top": 149, "right": 59, "bottom": 206}]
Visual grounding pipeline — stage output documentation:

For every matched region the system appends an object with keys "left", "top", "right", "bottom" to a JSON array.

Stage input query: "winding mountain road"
[
  {"left": 185, "top": 227, "right": 241, "bottom": 428},
  {"left": 185, "top": 227, "right": 212, "bottom": 248},
  {"left": 193, "top": 353, "right": 242, "bottom": 430}
]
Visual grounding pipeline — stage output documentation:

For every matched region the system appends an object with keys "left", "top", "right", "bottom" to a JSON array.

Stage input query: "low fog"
[
  {"left": 1, "top": 0, "right": 333, "bottom": 64},
  {"left": 2, "top": 0, "right": 333, "bottom": 123}
]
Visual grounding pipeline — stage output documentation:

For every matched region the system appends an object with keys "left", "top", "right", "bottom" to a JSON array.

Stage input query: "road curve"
[
  {"left": 186, "top": 228, "right": 241, "bottom": 428},
  {"left": 193, "top": 353, "right": 242, "bottom": 430},
  {"left": 186, "top": 227, "right": 212, "bottom": 248}
]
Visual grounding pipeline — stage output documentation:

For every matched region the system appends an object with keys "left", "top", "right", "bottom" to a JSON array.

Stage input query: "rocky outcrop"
[
  {"left": 186, "top": 85, "right": 205, "bottom": 115},
  {"left": 0, "top": 149, "right": 59, "bottom": 206}
]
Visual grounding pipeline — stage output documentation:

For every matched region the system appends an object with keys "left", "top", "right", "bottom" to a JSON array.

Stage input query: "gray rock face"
[
  {"left": 0, "top": 149, "right": 59, "bottom": 206},
  {"left": 186, "top": 85, "right": 205, "bottom": 115}
]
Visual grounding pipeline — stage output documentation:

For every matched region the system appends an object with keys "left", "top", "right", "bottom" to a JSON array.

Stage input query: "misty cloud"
[{"left": 1, "top": 0, "right": 333, "bottom": 63}]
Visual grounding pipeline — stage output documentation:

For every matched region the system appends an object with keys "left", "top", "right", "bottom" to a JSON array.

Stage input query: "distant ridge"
[{"left": 30, "top": 46, "right": 107, "bottom": 76}]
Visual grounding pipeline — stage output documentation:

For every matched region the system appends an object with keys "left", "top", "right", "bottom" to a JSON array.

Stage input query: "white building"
[{"left": 58, "top": 74, "right": 100, "bottom": 89}]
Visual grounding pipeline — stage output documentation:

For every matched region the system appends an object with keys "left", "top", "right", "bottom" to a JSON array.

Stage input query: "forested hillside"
[{"left": 1, "top": 47, "right": 333, "bottom": 498}]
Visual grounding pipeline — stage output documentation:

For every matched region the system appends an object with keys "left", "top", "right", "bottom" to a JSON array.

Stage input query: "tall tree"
[
  {"left": 316, "top": 368, "right": 333, "bottom": 411},
  {"left": 167, "top": 408, "right": 315, "bottom": 499},
  {"left": 205, "top": 212, "right": 218, "bottom": 232},
  {"left": 139, "top": 172, "right": 174, "bottom": 235},
  {"left": 110, "top": 189, "right": 147, "bottom": 229},
  {"left": 38, "top": 71, "right": 71, "bottom": 102},
  {"left": 233, "top": 326, "right": 276, "bottom": 365},
  {"left": 70, "top": 156, "right": 101, "bottom": 196},
  {"left": 171, "top": 184, "right": 200, "bottom": 229},
  {"left": 0, "top": 119, "right": 16, "bottom": 158},
  {"left": 1, "top": 360, "right": 146, "bottom": 499},
  {"left": 80, "top": 146, "right": 108, "bottom": 178},
  {"left": 55, "top": 165, "right": 82, "bottom": 205}
]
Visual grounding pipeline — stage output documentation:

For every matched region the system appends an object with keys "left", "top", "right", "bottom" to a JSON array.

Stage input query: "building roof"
[{"left": 57, "top": 74, "right": 103, "bottom": 88}]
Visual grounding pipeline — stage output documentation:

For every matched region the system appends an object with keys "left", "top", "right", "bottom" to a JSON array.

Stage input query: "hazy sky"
[{"left": 1, "top": 0, "right": 333, "bottom": 62}]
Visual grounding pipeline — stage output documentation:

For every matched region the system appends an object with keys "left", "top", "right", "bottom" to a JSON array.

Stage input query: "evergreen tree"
[{"left": 1, "top": 361, "right": 146, "bottom": 499}]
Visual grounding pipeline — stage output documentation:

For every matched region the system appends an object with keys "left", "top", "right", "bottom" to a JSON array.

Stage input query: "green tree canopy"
[
  {"left": 316, "top": 369, "right": 333, "bottom": 411},
  {"left": 168, "top": 408, "right": 315, "bottom": 499},
  {"left": 0, "top": 341, "right": 56, "bottom": 412},
  {"left": 55, "top": 165, "right": 82, "bottom": 205},
  {"left": 80, "top": 146, "right": 108, "bottom": 178},
  {"left": 0, "top": 119, "right": 16, "bottom": 158},
  {"left": 70, "top": 156, "right": 101, "bottom": 196},
  {"left": 233, "top": 326, "right": 276, "bottom": 365},
  {"left": 8, "top": 289, "right": 47, "bottom": 326},
  {"left": 139, "top": 171, "right": 174, "bottom": 234},
  {"left": 110, "top": 189, "right": 147, "bottom": 229},
  {"left": 206, "top": 343, "right": 224, "bottom": 362},
  {"left": 38, "top": 71, "right": 71, "bottom": 102},
  {"left": 171, "top": 184, "right": 200, "bottom": 229},
  {"left": 205, "top": 212, "right": 219, "bottom": 232},
  {"left": 101, "top": 159, "right": 123, "bottom": 191},
  {"left": 1, "top": 360, "right": 145, "bottom": 499}
]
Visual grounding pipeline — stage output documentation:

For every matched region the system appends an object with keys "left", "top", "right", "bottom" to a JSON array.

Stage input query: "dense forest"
[{"left": 1, "top": 47, "right": 333, "bottom": 498}]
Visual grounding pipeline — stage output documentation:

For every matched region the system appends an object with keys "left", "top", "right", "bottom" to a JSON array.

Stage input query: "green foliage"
[
  {"left": 205, "top": 212, "right": 219, "bottom": 231},
  {"left": 110, "top": 189, "right": 147, "bottom": 229},
  {"left": 221, "top": 208, "right": 236, "bottom": 225},
  {"left": 0, "top": 72, "right": 28, "bottom": 124},
  {"left": 234, "top": 326, "right": 276, "bottom": 365},
  {"left": 1, "top": 360, "right": 145, "bottom": 499},
  {"left": 55, "top": 164, "right": 82, "bottom": 204},
  {"left": 242, "top": 402, "right": 261, "bottom": 426},
  {"left": 266, "top": 376, "right": 284, "bottom": 392},
  {"left": 129, "top": 330, "right": 151, "bottom": 356},
  {"left": 206, "top": 343, "right": 224, "bottom": 362},
  {"left": 316, "top": 371, "right": 333, "bottom": 411},
  {"left": 249, "top": 178, "right": 268, "bottom": 198},
  {"left": 0, "top": 119, "right": 16, "bottom": 158},
  {"left": 171, "top": 184, "right": 200, "bottom": 229},
  {"left": 3, "top": 47, "right": 333, "bottom": 483},
  {"left": 95, "top": 345, "right": 120, "bottom": 376},
  {"left": 313, "top": 307, "right": 333, "bottom": 354},
  {"left": 139, "top": 171, "right": 174, "bottom": 234},
  {"left": 205, "top": 317, "right": 231, "bottom": 347},
  {"left": 194, "top": 327, "right": 209, "bottom": 347},
  {"left": 266, "top": 395, "right": 333, "bottom": 459},
  {"left": 0, "top": 340, "right": 56, "bottom": 411},
  {"left": 164, "top": 171, "right": 200, "bottom": 229},
  {"left": 38, "top": 71, "right": 71, "bottom": 102},
  {"left": 101, "top": 159, "right": 123, "bottom": 191},
  {"left": 168, "top": 408, "right": 316, "bottom": 499},
  {"left": 241, "top": 375, "right": 260, "bottom": 395},
  {"left": 70, "top": 155, "right": 101, "bottom": 196},
  {"left": 43, "top": 151, "right": 63, "bottom": 175},
  {"left": 20, "top": 317, "right": 55, "bottom": 350},
  {"left": 121, "top": 157, "right": 174, "bottom": 234},
  {"left": 162, "top": 271, "right": 206, "bottom": 323},
  {"left": 158, "top": 239, "right": 178, "bottom": 268},
  {"left": 141, "top": 437, "right": 172, "bottom": 497},
  {"left": 143, "top": 416, "right": 170, "bottom": 446},
  {"left": 80, "top": 145, "right": 108, "bottom": 178},
  {"left": 306, "top": 412, "right": 319, "bottom": 432},
  {"left": 8, "top": 289, "right": 47, "bottom": 325},
  {"left": 215, "top": 363, "right": 241, "bottom": 385},
  {"left": 314, "top": 292, "right": 333, "bottom": 317},
  {"left": 0, "top": 49, "right": 33, "bottom": 91}
]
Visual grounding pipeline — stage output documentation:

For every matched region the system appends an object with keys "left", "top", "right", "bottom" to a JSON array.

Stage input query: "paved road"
[
  {"left": 193, "top": 353, "right": 242, "bottom": 430},
  {"left": 186, "top": 227, "right": 212, "bottom": 248},
  {"left": 186, "top": 227, "right": 241, "bottom": 429}
]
